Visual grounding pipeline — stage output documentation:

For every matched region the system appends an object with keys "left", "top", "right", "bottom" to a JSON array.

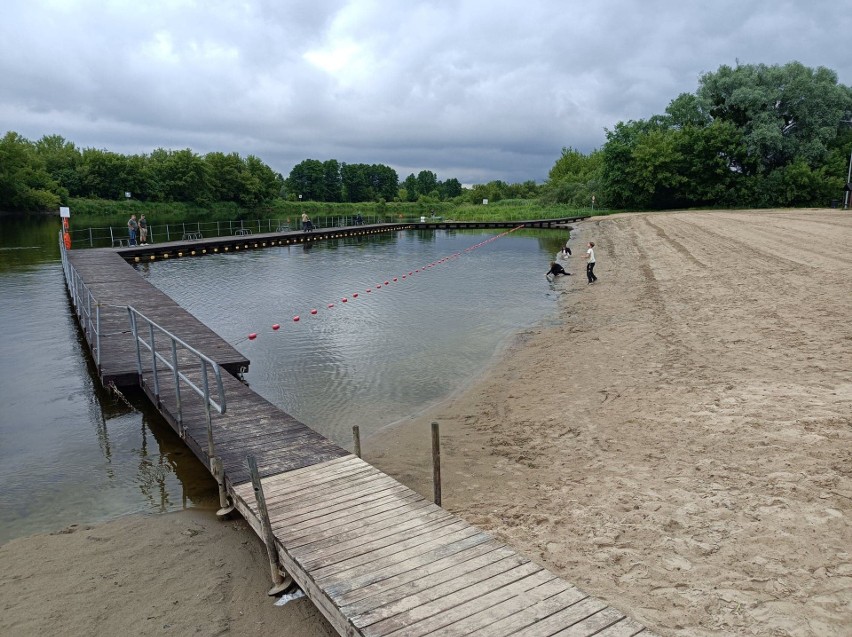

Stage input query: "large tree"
[
  {"left": 0, "top": 132, "right": 62, "bottom": 211},
  {"left": 596, "top": 61, "right": 852, "bottom": 209}
]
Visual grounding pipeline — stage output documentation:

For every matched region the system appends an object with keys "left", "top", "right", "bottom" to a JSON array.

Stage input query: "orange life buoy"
[{"left": 63, "top": 232, "right": 71, "bottom": 250}]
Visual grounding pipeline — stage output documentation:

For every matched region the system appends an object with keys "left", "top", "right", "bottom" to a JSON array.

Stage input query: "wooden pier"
[{"left": 61, "top": 222, "right": 656, "bottom": 637}]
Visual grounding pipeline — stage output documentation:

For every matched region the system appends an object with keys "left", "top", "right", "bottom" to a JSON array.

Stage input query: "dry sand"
[{"left": 2, "top": 210, "right": 850, "bottom": 636}]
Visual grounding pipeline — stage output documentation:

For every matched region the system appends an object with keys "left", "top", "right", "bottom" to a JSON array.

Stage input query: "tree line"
[
  {"left": 3, "top": 61, "right": 849, "bottom": 215},
  {"left": 541, "top": 61, "right": 852, "bottom": 209},
  {"left": 0, "top": 133, "right": 283, "bottom": 212}
]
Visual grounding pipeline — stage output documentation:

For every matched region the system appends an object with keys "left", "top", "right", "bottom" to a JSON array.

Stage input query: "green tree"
[
  {"left": 78, "top": 148, "right": 130, "bottom": 199},
  {"left": 440, "top": 177, "right": 463, "bottom": 199},
  {"left": 205, "top": 151, "right": 246, "bottom": 202},
  {"left": 0, "top": 131, "right": 62, "bottom": 211},
  {"left": 321, "top": 159, "right": 342, "bottom": 202},
  {"left": 341, "top": 163, "right": 370, "bottom": 202},
  {"left": 698, "top": 62, "right": 852, "bottom": 173},
  {"left": 285, "top": 159, "right": 324, "bottom": 200},
  {"left": 401, "top": 174, "right": 418, "bottom": 201},
  {"left": 33, "top": 134, "right": 81, "bottom": 197},
  {"left": 415, "top": 170, "right": 438, "bottom": 197}
]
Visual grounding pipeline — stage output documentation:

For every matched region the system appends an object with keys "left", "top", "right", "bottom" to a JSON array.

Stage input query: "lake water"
[{"left": 0, "top": 217, "right": 568, "bottom": 543}]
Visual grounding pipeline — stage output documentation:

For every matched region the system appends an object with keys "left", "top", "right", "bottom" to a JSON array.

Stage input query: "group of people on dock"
[
  {"left": 546, "top": 240, "right": 598, "bottom": 284},
  {"left": 127, "top": 214, "right": 148, "bottom": 246}
]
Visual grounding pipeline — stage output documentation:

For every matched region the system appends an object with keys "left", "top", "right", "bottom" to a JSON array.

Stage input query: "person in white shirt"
[{"left": 584, "top": 241, "right": 597, "bottom": 284}]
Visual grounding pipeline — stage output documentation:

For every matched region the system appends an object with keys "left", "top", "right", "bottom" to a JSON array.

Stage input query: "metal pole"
[
  {"left": 89, "top": 227, "right": 93, "bottom": 247},
  {"left": 166, "top": 224, "right": 170, "bottom": 242},
  {"left": 171, "top": 339, "right": 183, "bottom": 435},
  {"left": 353, "top": 425, "right": 361, "bottom": 458},
  {"left": 95, "top": 303, "right": 101, "bottom": 369},
  {"left": 202, "top": 359, "right": 233, "bottom": 517},
  {"left": 845, "top": 147, "right": 852, "bottom": 210},
  {"left": 246, "top": 454, "right": 292, "bottom": 596},
  {"left": 149, "top": 322, "right": 160, "bottom": 401},
  {"left": 431, "top": 421, "right": 442, "bottom": 506},
  {"left": 109, "top": 226, "right": 114, "bottom": 245},
  {"left": 128, "top": 308, "right": 142, "bottom": 382}
]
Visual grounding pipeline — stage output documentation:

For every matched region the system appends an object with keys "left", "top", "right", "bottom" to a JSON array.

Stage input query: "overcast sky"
[{"left": 2, "top": 1, "right": 849, "bottom": 185}]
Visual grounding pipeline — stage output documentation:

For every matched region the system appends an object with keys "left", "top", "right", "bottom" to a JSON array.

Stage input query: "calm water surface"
[{"left": 0, "top": 217, "right": 567, "bottom": 543}]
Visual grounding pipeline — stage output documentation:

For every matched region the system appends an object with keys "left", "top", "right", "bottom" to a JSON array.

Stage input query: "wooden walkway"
[
  {"left": 65, "top": 249, "right": 249, "bottom": 385},
  {"left": 62, "top": 232, "right": 656, "bottom": 637}
]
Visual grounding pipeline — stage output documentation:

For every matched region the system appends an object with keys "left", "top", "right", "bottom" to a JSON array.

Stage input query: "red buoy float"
[
  {"left": 310, "top": 309, "right": 318, "bottom": 315},
  {"left": 272, "top": 324, "right": 280, "bottom": 331},
  {"left": 353, "top": 293, "right": 359, "bottom": 298},
  {"left": 342, "top": 297, "right": 348, "bottom": 302},
  {"left": 248, "top": 333, "right": 257, "bottom": 340},
  {"left": 328, "top": 303, "right": 334, "bottom": 308},
  {"left": 293, "top": 316, "right": 300, "bottom": 322}
]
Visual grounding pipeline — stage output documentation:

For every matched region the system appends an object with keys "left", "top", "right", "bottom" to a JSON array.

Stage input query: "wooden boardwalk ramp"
[{"left": 61, "top": 239, "right": 656, "bottom": 637}]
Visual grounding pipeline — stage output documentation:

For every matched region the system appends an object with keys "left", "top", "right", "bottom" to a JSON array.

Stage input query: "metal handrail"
[
  {"left": 59, "top": 231, "right": 101, "bottom": 369},
  {"left": 126, "top": 306, "right": 226, "bottom": 420},
  {"left": 126, "top": 305, "right": 233, "bottom": 516}
]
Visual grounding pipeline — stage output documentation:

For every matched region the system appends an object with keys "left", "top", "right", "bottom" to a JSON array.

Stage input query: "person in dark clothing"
[{"left": 546, "top": 262, "right": 571, "bottom": 278}]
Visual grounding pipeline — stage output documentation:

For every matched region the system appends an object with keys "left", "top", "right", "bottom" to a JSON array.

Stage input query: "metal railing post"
[
  {"left": 89, "top": 227, "right": 93, "bottom": 247},
  {"left": 201, "top": 359, "right": 234, "bottom": 517},
  {"left": 95, "top": 303, "right": 101, "bottom": 369},
  {"left": 148, "top": 322, "right": 160, "bottom": 401},
  {"left": 171, "top": 339, "right": 183, "bottom": 435},
  {"left": 128, "top": 308, "right": 142, "bottom": 382}
]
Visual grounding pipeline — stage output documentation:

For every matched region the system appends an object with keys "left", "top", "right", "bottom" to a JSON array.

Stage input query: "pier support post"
[
  {"left": 432, "top": 421, "right": 442, "bottom": 507},
  {"left": 353, "top": 425, "right": 361, "bottom": 458},
  {"left": 246, "top": 454, "right": 293, "bottom": 596}
]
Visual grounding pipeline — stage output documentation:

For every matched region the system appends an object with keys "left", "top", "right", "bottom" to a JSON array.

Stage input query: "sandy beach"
[{"left": 2, "top": 210, "right": 850, "bottom": 636}]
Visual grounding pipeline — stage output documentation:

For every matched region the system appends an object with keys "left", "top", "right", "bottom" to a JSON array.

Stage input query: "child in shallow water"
[{"left": 546, "top": 262, "right": 571, "bottom": 278}]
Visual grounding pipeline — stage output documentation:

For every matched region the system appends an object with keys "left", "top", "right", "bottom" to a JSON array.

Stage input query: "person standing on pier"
[
  {"left": 139, "top": 214, "right": 148, "bottom": 245},
  {"left": 127, "top": 215, "right": 138, "bottom": 246},
  {"left": 302, "top": 212, "right": 313, "bottom": 231}
]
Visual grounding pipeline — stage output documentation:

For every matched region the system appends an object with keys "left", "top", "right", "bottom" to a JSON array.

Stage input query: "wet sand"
[{"left": 2, "top": 210, "right": 850, "bottom": 636}]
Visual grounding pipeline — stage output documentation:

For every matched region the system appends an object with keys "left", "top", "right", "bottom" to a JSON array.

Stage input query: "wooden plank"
[
  {"left": 464, "top": 585, "right": 590, "bottom": 636},
  {"left": 509, "top": 597, "right": 610, "bottom": 637},
  {"left": 593, "top": 617, "right": 649, "bottom": 636},
  {"left": 270, "top": 484, "right": 414, "bottom": 529},
  {"left": 277, "top": 492, "right": 426, "bottom": 542},
  {"left": 330, "top": 540, "right": 507, "bottom": 607},
  {"left": 364, "top": 567, "right": 555, "bottom": 637},
  {"left": 405, "top": 578, "right": 580, "bottom": 637},
  {"left": 314, "top": 528, "right": 488, "bottom": 586},
  {"left": 293, "top": 506, "right": 455, "bottom": 562},
  {"left": 264, "top": 471, "right": 397, "bottom": 508},
  {"left": 240, "top": 458, "right": 372, "bottom": 495},
  {"left": 286, "top": 499, "right": 440, "bottom": 550},
  {"left": 300, "top": 518, "right": 468, "bottom": 573},
  {"left": 348, "top": 552, "right": 531, "bottom": 626},
  {"left": 549, "top": 608, "right": 625, "bottom": 637}
]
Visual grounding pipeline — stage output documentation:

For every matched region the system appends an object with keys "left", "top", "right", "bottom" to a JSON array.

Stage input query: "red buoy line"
[{"left": 236, "top": 225, "right": 525, "bottom": 344}]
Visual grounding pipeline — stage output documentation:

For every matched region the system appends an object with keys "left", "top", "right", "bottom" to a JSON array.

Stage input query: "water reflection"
[{"left": 0, "top": 219, "right": 216, "bottom": 543}]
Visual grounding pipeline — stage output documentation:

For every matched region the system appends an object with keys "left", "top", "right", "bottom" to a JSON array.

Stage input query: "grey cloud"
[{"left": 1, "top": 0, "right": 849, "bottom": 185}]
